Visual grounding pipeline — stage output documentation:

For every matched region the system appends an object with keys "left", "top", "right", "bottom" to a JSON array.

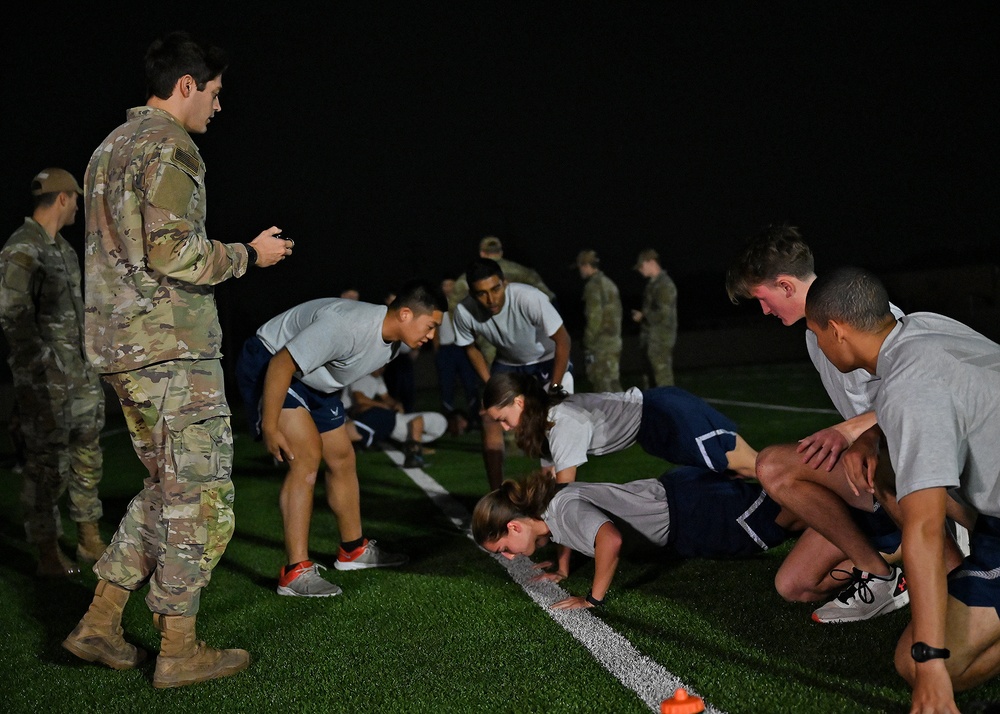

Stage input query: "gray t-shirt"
[
  {"left": 256, "top": 298, "right": 398, "bottom": 393},
  {"left": 542, "top": 480, "right": 671, "bottom": 557},
  {"left": 806, "top": 302, "right": 905, "bottom": 418},
  {"left": 452, "top": 282, "right": 563, "bottom": 366},
  {"left": 544, "top": 388, "right": 644, "bottom": 473},
  {"left": 875, "top": 312, "right": 1000, "bottom": 517}
]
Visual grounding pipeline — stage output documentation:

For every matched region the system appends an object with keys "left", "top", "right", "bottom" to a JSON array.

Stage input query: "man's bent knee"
[{"left": 756, "top": 444, "right": 795, "bottom": 487}]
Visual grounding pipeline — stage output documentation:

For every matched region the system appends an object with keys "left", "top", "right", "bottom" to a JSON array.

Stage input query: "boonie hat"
[
  {"left": 31, "top": 168, "right": 83, "bottom": 196},
  {"left": 634, "top": 248, "right": 659, "bottom": 269}
]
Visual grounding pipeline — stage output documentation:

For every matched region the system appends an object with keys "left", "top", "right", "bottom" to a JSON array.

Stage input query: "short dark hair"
[
  {"left": 725, "top": 223, "right": 815, "bottom": 303},
  {"left": 389, "top": 279, "right": 446, "bottom": 315},
  {"left": 805, "top": 266, "right": 892, "bottom": 331},
  {"left": 466, "top": 258, "right": 504, "bottom": 286},
  {"left": 32, "top": 192, "right": 61, "bottom": 209},
  {"left": 145, "top": 30, "right": 229, "bottom": 99}
]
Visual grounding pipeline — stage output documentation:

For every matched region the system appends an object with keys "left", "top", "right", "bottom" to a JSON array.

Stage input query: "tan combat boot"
[
  {"left": 62, "top": 580, "right": 147, "bottom": 669},
  {"left": 36, "top": 540, "right": 80, "bottom": 578},
  {"left": 76, "top": 521, "right": 107, "bottom": 563},
  {"left": 152, "top": 614, "right": 250, "bottom": 688}
]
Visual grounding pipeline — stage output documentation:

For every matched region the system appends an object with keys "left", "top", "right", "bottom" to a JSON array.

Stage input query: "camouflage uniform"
[
  {"left": 85, "top": 106, "right": 252, "bottom": 615},
  {"left": 581, "top": 269, "right": 622, "bottom": 392},
  {"left": 450, "top": 258, "right": 556, "bottom": 367},
  {"left": 639, "top": 270, "right": 678, "bottom": 387},
  {"left": 0, "top": 218, "right": 104, "bottom": 543}
]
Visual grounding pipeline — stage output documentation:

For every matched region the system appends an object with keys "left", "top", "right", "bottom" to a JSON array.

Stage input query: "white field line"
[
  {"left": 702, "top": 398, "right": 838, "bottom": 415},
  {"left": 384, "top": 446, "right": 727, "bottom": 714}
]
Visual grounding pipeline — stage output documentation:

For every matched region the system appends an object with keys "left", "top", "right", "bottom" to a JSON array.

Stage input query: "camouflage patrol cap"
[
  {"left": 479, "top": 236, "right": 503, "bottom": 253},
  {"left": 634, "top": 248, "right": 659, "bottom": 269},
  {"left": 31, "top": 168, "right": 83, "bottom": 196},
  {"left": 574, "top": 249, "right": 600, "bottom": 268}
]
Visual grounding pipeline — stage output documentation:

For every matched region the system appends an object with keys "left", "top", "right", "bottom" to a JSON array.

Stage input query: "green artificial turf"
[{"left": 1, "top": 361, "right": 998, "bottom": 713}]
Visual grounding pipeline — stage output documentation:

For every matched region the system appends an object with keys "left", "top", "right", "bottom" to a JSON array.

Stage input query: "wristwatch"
[{"left": 911, "top": 642, "right": 951, "bottom": 662}]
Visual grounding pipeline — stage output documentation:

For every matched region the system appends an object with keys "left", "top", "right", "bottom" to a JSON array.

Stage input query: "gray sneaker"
[
  {"left": 334, "top": 539, "right": 408, "bottom": 571},
  {"left": 276, "top": 561, "right": 343, "bottom": 597},
  {"left": 811, "top": 564, "right": 909, "bottom": 623}
]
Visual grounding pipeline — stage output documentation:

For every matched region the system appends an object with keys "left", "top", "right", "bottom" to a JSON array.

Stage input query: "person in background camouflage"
[
  {"left": 631, "top": 248, "right": 678, "bottom": 387},
  {"left": 450, "top": 236, "right": 558, "bottom": 370},
  {"left": 575, "top": 250, "right": 622, "bottom": 392},
  {"left": 61, "top": 30, "right": 291, "bottom": 689},
  {"left": 0, "top": 168, "right": 107, "bottom": 578}
]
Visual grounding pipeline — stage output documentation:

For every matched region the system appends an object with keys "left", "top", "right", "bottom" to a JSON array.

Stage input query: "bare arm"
[
  {"left": 554, "top": 465, "right": 578, "bottom": 483},
  {"left": 465, "top": 343, "right": 491, "bottom": 385},
  {"left": 551, "top": 522, "right": 622, "bottom": 609},
  {"left": 261, "top": 348, "right": 299, "bottom": 463},
  {"left": 549, "top": 324, "right": 571, "bottom": 387},
  {"left": 900, "top": 487, "right": 957, "bottom": 714}
]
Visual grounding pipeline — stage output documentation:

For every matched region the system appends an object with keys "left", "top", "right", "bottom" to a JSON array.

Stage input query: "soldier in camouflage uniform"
[
  {"left": 61, "top": 31, "right": 292, "bottom": 689},
  {"left": 631, "top": 248, "right": 678, "bottom": 387},
  {"left": 575, "top": 250, "right": 622, "bottom": 392},
  {"left": 449, "top": 236, "right": 557, "bottom": 372},
  {"left": 0, "top": 168, "right": 107, "bottom": 578}
]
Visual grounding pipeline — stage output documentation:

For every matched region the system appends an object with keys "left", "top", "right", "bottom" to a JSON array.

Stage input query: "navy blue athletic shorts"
[
  {"left": 949, "top": 514, "right": 1000, "bottom": 616},
  {"left": 236, "top": 335, "right": 347, "bottom": 439},
  {"left": 660, "top": 466, "right": 791, "bottom": 558},
  {"left": 351, "top": 407, "right": 397, "bottom": 447},
  {"left": 491, "top": 357, "right": 572, "bottom": 385},
  {"left": 638, "top": 387, "right": 738, "bottom": 472}
]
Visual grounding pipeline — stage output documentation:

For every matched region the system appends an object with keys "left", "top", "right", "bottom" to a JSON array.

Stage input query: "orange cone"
[{"left": 660, "top": 687, "right": 705, "bottom": 714}]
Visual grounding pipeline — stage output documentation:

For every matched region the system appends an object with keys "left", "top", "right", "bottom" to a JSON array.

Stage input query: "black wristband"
[
  {"left": 244, "top": 243, "right": 258, "bottom": 266},
  {"left": 585, "top": 591, "right": 605, "bottom": 608},
  {"left": 911, "top": 642, "right": 951, "bottom": 662}
]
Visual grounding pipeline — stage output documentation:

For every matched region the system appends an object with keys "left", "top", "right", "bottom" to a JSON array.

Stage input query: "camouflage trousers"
[
  {"left": 96, "top": 359, "right": 234, "bottom": 616},
  {"left": 15, "top": 380, "right": 105, "bottom": 543},
  {"left": 641, "top": 335, "right": 676, "bottom": 388},
  {"left": 584, "top": 342, "right": 622, "bottom": 393}
]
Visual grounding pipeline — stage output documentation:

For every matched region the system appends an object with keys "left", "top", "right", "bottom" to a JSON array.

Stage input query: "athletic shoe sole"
[
  {"left": 812, "top": 588, "right": 909, "bottom": 624},
  {"left": 333, "top": 558, "right": 406, "bottom": 571},
  {"left": 276, "top": 584, "right": 342, "bottom": 597}
]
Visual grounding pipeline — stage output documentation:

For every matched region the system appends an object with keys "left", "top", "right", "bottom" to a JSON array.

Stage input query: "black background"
[{"left": 5, "top": 2, "right": 998, "bottom": 351}]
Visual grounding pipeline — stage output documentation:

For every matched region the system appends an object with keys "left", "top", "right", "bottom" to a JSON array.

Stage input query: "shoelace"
[{"left": 828, "top": 568, "right": 877, "bottom": 605}]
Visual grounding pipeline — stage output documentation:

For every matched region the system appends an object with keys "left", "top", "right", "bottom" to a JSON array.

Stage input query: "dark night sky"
[{"left": 5, "top": 2, "right": 998, "bottom": 350}]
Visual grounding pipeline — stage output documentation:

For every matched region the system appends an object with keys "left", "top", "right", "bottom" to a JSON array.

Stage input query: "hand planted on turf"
[
  {"left": 909, "top": 662, "right": 959, "bottom": 714},
  {"left": 530, "top": 561, "right": 567, "bottom": 583},
  {"left": 840, "top": 427, "right": 882, "bottom": 497},
  {"left": 796, "top": 426, "right": 850, "bottom": 472},
  {"left": 551, "top": 595, "right": 590, "bottom": 610}
]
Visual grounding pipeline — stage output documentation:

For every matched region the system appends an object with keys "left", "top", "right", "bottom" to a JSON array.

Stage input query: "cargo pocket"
[{"left": 163, "top": 416, "right": 224, "bottom": 547}]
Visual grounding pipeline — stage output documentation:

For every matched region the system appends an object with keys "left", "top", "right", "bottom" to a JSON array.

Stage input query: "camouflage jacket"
[
  {"left": 582, "top": 269, "right": 622, "bottom": 350},
  {"left": 84, "top": 106, "right": 253, "bottom": 373},
  {"left": 640, "top": 270, "right": 678, "bottom": 344},
  {"left": 0, "top": 218, "right": 99, "bottom": 393}
]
